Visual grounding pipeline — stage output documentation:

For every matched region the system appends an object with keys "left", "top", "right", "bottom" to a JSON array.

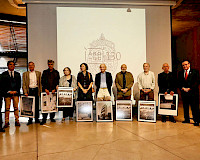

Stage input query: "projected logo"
[{"left": 85, "top": 34, "right": 121, "bottom": 75}]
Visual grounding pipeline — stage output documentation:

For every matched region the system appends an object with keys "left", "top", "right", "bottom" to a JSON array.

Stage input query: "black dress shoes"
[
  {"left": 35, "top": 119, "right": 40, "bottom": 123},
  {"left": 50, "top": 119, "right": 56, "bottom": 122},
  {"left": 40, "top": 120, "right": 46, "bottom": 125},
  {"left": 194, "top": 122, "right": 199, "bottom": 126},
  {"left": 4, "top": 123, "right": 9, "bottom": 128},
  {"left": 15, "top": 122, "right": 20, "bottom": 126},
  {"left": 27, "top": 121, "right": 33, "bottom": 125},
  {"left": 0, "top": 128, "right": 5, "bottom": 132},
  {"left": 182, "top": 120, "right": 190, "bottom": 123}
]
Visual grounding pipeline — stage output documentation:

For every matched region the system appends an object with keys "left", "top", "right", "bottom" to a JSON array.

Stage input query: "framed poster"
[
  {"left": 76, "top": 101, "right": 93, "bottom": 122},
  {"left": 116, "top": 100, "right": 132, "bottom": 121},
  {"left": 138, "top": 101, "right": 156, "bottom": 122},
  {"left": 20, "top": 96, "right": 35, "bottom": 118},
  {"left": 96, "top": 101, "right": 113, "bottom": 122},
  {"left": 57, "top": 87, "right": 73, "bottom": 107},
  {"left": 158, "top": 94, "right": 178, "bottom": 116},
  {"left": 41, "top": 92, "right": 58, "bottom": 113}
]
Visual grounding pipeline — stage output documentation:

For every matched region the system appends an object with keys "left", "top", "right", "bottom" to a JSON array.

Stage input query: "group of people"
[{"left": 0, "top": 59, "right": 199, "bottom": 133}]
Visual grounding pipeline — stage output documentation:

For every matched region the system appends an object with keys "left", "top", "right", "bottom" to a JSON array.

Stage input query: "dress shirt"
[
  {"left": 8, "top": 70, "right": 14, "bottom": 78},
  {"left": 100, "top": 72, "right": 107, "bottom": 88},
  {"left": 29, "top": 71, "right": 38, "bottom": 88},
  {"left": 184, "top": 68, "right": 190, "bottom": 78},
  {"left": 138, "top": 71, "right": 155, "bottom": 90}
]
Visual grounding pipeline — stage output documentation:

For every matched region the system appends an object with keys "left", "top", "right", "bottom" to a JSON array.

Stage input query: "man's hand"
[
  {"left": 52, "top": 89, "right": 56, "bottom": 94},
  {"left": 121, "top": 88, "right": 128, "bottom": 93},
  {"left": 83, "top": 89, "right": 88, "bottom": 94},
  {"left": 45, "top": 89, "right": 50, "bottom": 95},
  {"left": 170, "top": 91, "right": 174, "bottom": 95},
  {"left": 9, "top": 91, "right": 17, "bottom": 95},
  {"left": 182, "top": 88, "right": 190, "bottom": 92}
]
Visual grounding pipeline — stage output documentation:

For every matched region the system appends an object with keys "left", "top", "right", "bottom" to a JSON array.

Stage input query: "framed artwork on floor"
[
  {"left": 96, "top": 101, "right": 113, "bottom": 122},
  {"left": 116, "top": 100, "right": 132, "bottom": 121},
  {"left": 76, "top": 101, "right": 93, "bottom": 122},
  {"left": 138, "top": 101, "right": 156, "bottom": 122}
]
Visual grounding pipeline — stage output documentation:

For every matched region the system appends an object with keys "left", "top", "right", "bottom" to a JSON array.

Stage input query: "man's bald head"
[
  {"left": 121, "top": 64, "right": 127, "bottom": 72},
  {"left": 100, "top": 64, "right": 107, "bottom": 73},
  {"left": 162, "top": 63, "right": 169, "bottom": 73}
]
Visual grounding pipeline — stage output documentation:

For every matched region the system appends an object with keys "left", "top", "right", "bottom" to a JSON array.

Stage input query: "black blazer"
[
  {"left": 1, "top": 71, "right": 21, "bottom": 97},
  {"left": 95, "top": 72, "right": 113, "bottom": 96},
  {"left": 158, "top": 71, "right": 177, "bottom": 93},
  {"left": 178, "top": 69, "right": 199, "bottom": 95}
]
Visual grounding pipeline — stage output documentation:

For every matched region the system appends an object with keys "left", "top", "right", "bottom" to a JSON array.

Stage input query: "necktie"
[
  {"left": 10, "top": 71, "right": 14, "bottom": 79},
  {"left": 185, "top": 70, "right": 188, "bottom": 80}
]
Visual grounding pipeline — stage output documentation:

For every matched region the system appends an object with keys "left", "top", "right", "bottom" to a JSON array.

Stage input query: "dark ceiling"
[{"left": 0, "top": 0, "right": 200, "bottom": 37}]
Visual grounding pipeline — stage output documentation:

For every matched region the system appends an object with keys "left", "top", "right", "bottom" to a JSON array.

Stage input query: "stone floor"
[{"left": 0, "top": 104, "right": 200, "bottom": 160}]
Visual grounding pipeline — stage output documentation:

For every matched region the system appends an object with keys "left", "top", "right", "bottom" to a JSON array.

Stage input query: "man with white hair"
[
  {"left": 138, "top": 63, "right": 155, "bottom": 101},
  {"left": 95, "top": 64, "right": 113, "bottom": 101}
]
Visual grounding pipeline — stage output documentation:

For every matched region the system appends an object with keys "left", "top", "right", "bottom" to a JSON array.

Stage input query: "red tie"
[{"left": 185, "top": 71, "right": 188, "bottom": 80}]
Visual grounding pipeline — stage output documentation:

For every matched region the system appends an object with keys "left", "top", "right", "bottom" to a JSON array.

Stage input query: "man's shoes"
[
  {"left": 4, "top": 123, "right": 9, "bottom": 128},
  {"left": 50, "top": 119, "right": 56, "bottom": 122},
  {"left": 35, "top": 119, "right": 40, "bottom": 123},
  {"left": 171, "top": 120, "right": 176, "bottom": 123},
  {"left": 40, "top": 120, "right": 46, "bottom": 125},
  {"left": 27, "top": 121, "right": 33, "bottom": 125},
  {"left": 162, "top": 119, "right": 166, "bottom": 123},
  {"left": 194, "top": 122, "right": 199, "bottom": 126},
  {"left": 182, "top": 120, "right": 190, "bottom": 123},
  {"left": 0, "top": 128, "right": 5, "bottom": 132},
  {"left": 15, "top": 122, "right": 20, "bottom": 126}
]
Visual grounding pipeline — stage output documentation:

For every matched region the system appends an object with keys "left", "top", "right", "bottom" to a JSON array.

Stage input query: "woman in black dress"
[{"left": 77, "top": 63, "right": 93, "bottom": 101}]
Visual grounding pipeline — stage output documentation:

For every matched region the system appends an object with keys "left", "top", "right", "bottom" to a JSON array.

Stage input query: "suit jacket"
[
  {"left": 115, "top": 71, "right": 134, "bottom": 96},
  {"left": 95, "top": 72, "right": 113, "bottom": 96},
  {"left": 158, "top": 71, "right": 177, "bottom": 93},
  {"left": 1, "top": 70, "right": 21, "bottom": 97},
  {"left": 178, "top": 69, "right": 199, "bottom": 96},
  {"left": 23, "top": 71, "right": 42, "bottom": 96},
  {"left": 42, "top": 68, "right": 60, "bottom": 92}
]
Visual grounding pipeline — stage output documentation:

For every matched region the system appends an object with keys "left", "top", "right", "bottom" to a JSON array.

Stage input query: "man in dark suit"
[
  {"left": 1, "top": 61, "right": 21, "bottom": 128},
  {"left": 95, "top": 64, "right": 113, "bottom": 101},
  {"left": 158, "top": 63, "right": 176, "bottom": 123},
  {"left": 0, "top": 74, "right": 5, "bottom": 132},
  {"left": 178, "top": 60, "right": 200, "bottom": 126}
]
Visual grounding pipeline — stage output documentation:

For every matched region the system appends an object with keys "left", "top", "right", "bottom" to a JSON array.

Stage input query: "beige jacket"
[
  {"left": 23, "top": 71, "right": 42, "bottom": 96},
  {"left": 115, "top": 71, "right": 134, "bottom": 96}
]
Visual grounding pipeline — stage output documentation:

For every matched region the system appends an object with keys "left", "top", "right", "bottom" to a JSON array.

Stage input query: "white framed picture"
[
  {"left": 158, "top": 94, "right": 178, "bottom": 116},
  {"left": 76, "top": 101, "right": 93, "bottom": 122},
  {"left": 138, "top": 101, "right": 156, "bottom": 123},
  {"left": 57, "top": 87, "right": 73, "bottom": 107},
  {"left": 20, "top": 96, "right": 35, "bottom": 118},
  {"left": 116, "top": 100, "right": 132, "bottom": 121},
  {"left": 96, "top": 101, "right": 113, "bottom": 122},
  {"left": 41, "top": 92, "right": 58, "bottom": 113}
]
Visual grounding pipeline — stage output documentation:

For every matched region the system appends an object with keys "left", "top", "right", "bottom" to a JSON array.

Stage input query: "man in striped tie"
[{"left": 178, "top": 60, "right": 200, "bottom": 126}]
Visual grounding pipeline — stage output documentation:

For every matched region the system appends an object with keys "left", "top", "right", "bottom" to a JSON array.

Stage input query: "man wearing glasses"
[{"left": 178, "top": 60, "right": 200, "bottom": 126}]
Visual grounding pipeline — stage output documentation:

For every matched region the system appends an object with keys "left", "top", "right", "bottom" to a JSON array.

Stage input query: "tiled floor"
[{"left": 0, "top": 105, "right": 200, "bottom": 160}]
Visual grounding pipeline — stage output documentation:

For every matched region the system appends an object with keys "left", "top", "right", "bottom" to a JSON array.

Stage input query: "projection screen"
[{"left": 26, "top": 1, "right": 172, "bottom": 102}]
